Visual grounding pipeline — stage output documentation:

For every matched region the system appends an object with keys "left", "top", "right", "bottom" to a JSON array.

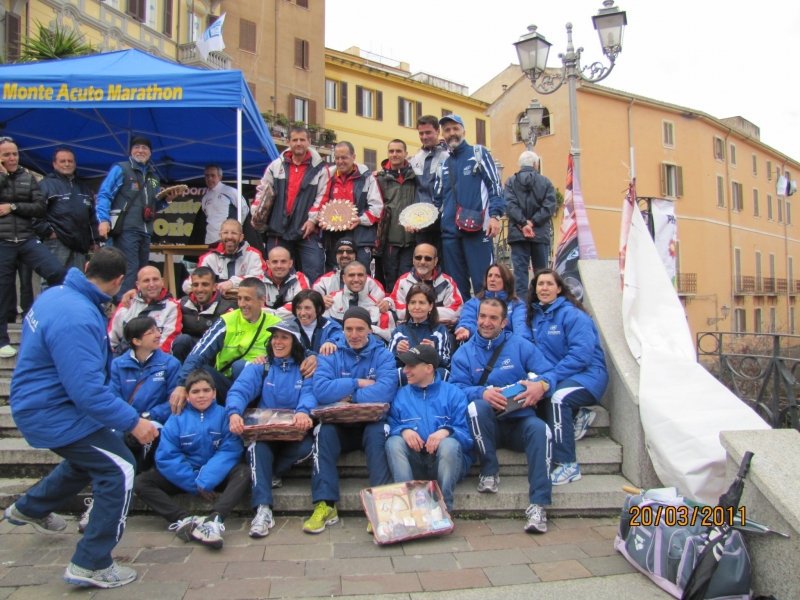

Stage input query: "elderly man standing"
[
  {"left": 96, "top": 136, "right": 181, "bottom": 300},
  {"left": 505, "top": 151, "right": 557, "bottom": 298},
  {"left": 35, "top": 147, "right": 99, "bottom": 288},
  {"left": 319, "top": 142, "right": 383, "bottom": 273},
  {"left": 109, "top": 265, "right": 182, "bottom": 355},
  {"left": 254, "top": 126, "right": 329, "bottom": 285},
  {"left": 201, "top": 164, "right": 249, "bottom": 244},
  {"left": 0, "top": 137, "right": 66, "bottom": 358},
  {"left": 434, "top": 116, "right": 504, "bottom": 300}
]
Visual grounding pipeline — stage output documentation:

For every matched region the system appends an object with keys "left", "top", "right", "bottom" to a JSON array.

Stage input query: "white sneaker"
[
  {"left": 191, "top": 516, "right": 225, "bottom": 548},
  {"left": 573, "top": 408, "right": 597, "bottom": 441},
  {"left": 477, "top": 474, "right": 499, "bottom": 493},
  {"left": 524, "top": 504, "right": 548, "bottom": 534},
  {"left": 249, "top": 504, "right": 275, "bottom": 538},
  {"left": 63, "top": 561, "right": 137, "bottom": 588},
  {"left": 4, "top": 503, "right": 66, "bottom": 534},
  {"left": 551, "top": 462, "right": 582, "bottom": 485},
  {"left": 0, "top": 345, "right": 17, "bottom": 358},
  {"left": 78, "top": 497, "right": 93, "bottom": 533},
  {"left": 271, "top": 476, "right": 283, "bottom": 489},
  {"left": 169, "top": 515, "right": 203, "bottom": 542}
]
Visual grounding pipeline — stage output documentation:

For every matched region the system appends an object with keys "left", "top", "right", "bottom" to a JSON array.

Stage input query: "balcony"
[
  {"left": 734, "top": 275, "right": 755, "bottom": 294},
  {"left": 762, "top": 277, "right": 777, "bottom": 295},
  {"left": 777, "top": 278, "right": 788, "bottom": 294},
  {"left": 676, "top": 273, "right": 697, "bottom": 295},
  {"left": 793, "top": 280, "right": 800, "bottom": 295},
  {"left": 177, "top": 43, "right": 232, "bottom": 70}
]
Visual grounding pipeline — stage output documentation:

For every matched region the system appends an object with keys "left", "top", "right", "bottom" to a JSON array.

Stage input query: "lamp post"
[
  {"left": 707, "top": 304, "right": 731, "bottom": 326},
  {"left": 514, "top": 0, "right": 627, "bottom": 181}
]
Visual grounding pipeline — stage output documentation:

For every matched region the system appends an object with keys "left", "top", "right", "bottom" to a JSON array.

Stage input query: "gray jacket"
[{"left": 504, "top": 166, "right": 557, "bottom": 245}]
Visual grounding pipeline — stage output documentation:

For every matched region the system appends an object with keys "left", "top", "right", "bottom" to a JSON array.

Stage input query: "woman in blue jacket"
[
  {"left": 226, "top": 320, "right": 316, "bottom": 539},
  {"left": 455, "top": 264, "right": 529, "bottom": 343},
  {"left": 291, "top": 289, "right": 344, "bottom": 355},
  {"left": 389, "top": 284, "right": 452, "bottom": 381},
  {"left": 526, "top": 269, "right": 608, "bottom": 486}
]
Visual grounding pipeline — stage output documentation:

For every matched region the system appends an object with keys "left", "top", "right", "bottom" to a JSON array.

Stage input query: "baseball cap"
[
  {"left": 399, "top": 344, "right": 440, "bottom": 368},
  {"left": 267, "top": 320, "right": 302, "bottom": 344},
  {"left": 130, "top": 135, "right": 152, "bottom": 150},
  {"left": 336, "top": 237, "right": 356, "bottom": 252},
  {"left": 439, "top": 114, "right": 464, "bottom": 128}
]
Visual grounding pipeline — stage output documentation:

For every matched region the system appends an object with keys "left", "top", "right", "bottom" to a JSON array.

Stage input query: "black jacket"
[
  {"left": 0, "top": 167, "right": 46, "bottom": 242},
  {"left": 376, "top": 159, "right": 417, "bottom": 249},
  {"left": 34, "top": 172, "right": 99, "bottom": 253},
  {"left": 504, "top": 166, "right": 557, "bottom": 245},
  {"left": 179, "top": 291, "right": 237, "bottom": 339}
]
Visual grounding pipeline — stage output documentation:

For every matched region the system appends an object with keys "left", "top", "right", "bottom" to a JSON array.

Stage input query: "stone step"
[
  {"left": 0, "top": 378, "right": 8, "bottom": 400},
  {"left": 0, "top": 407, "right": 20, "bottom": 437},
  {"left": 0, "top": 473, "right": 632, "bottom": 518},
  {"left": 0, "top": 354, "right": 16, "bottom": 372}
]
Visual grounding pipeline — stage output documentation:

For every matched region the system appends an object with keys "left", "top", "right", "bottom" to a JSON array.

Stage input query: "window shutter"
[
  {"left": 247, "top": 82, "right": 256, "bottom": 98},
  {"left": 398, "top": 96, "right": 405, "bottom": 126},
  {"left": 663, "top": 122, "right": 669, "bottom": 145},
  {"left": 5, "top": 13, "right": 21, "bottom": 62},
  {"left": 163, "top": 0, "right": 174, "bottom": 36},
  {"left": 294, "top": 38, "right": 303, "bottom": 68},
  {"left": 660, "top": 163, "right": 668, "bottom": 197},
  {"left": 340, "top": 82, "right": 348, "bottom": 113},
  {"left": 288, "top": 94, "right": 296, "bottom": 121},
  {"left": 303, "top": 40, "right": 310, "bottom": 70},
  {"left": 442, "top": 109, "right": 452, "bottom": 117},
  {"left": 240, "top": 20, "right": 256, "bottom": 52},
  {"left": 296, "top": 0, "right": 309, "bottom": 8},
  {"left": 308, "top": 99, "right": 317, "bottom": 125},
  {"left": 416, "top": 101, "right": 422, "bottom": 123},
  {"left": 127, "top": 0, "right": 145, "bottom": 22},
  {"left": 355, "top": 85, "right": 363, "bottom": 117},
  {"left": 476, "top": 118, "right": 486, "bottom": 146},
  {"left": 376, "top": 91, "right": 383, "bottom": 121},
  {"left": 676, "top": 166, "right": 684, "bottom": 198}
]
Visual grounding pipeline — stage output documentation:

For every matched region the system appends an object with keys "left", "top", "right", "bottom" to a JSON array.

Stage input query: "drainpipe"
[
  {"left": 627, "top": 98, "right": 636, "bottom": 180},
  {"left": 781, "top": 158, "right": 790, "bottom": 331},
  {"left": 273, "top": 0, "right": 279, "bottom": 117},
  {"left": 725, "top": 129, "right": 734, "bottom": 329},
  {"left": 176, "top": 0, "right": 181, "bottom": 54}
]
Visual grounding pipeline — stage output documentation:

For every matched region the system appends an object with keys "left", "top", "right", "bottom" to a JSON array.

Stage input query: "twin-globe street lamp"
[{"left": 513, "top": 0, "right": 627, "bottom": 181}]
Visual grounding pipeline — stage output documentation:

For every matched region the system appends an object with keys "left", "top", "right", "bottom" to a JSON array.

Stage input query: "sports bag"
[{"left": 615, "top": 492, "right": 751, "bottom": 599}]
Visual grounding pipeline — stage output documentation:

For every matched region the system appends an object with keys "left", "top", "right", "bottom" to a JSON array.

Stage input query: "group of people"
[{"left": 0, "top": 115, "right": 595, "bottom": 591}]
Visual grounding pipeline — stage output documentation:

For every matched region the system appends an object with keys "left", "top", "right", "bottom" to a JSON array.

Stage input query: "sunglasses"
[
  {"left": 336, "top": 249, "right": 355, "bottom": 255},
  {"left": 0, "top": 136, "right": 14, "bottom": 143},
  {"left": 414, "top": 255, "right": 434, "bottom": 262}
]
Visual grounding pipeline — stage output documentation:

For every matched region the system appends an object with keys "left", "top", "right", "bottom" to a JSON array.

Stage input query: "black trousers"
[{"left": 133, "top": 463, "right": 250, "bottom": 524}]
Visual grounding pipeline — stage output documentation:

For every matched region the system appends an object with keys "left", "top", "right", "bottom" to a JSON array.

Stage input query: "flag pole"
[{"left": 237, "top": 108, "right": 243, "bottom": 222}]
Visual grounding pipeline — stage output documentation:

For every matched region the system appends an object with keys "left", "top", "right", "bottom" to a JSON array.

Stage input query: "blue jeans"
[
  {"left": 468, "top": 399, "right": 552, "bottom": 506},
  {"left": 109, "top": 230, "right": 150, "bottom": 301},
  {"left": 312, "top": 421, "right": 391, "bottom": 503},
  {"left": 544, "top": 379, "right": 599, "bottom": 464},
  {"left": 385, "top": 435, "right": 465, "bottom": 512},
  {"left": 40, "top": 237, "right": 87, "bottom": 291},
  {"left": 15, "top": 428, "right": 135, "bottom": 571},
  {"left": 248, "top": 435, "right": 315, "bottom": 507},
  {"left": 266, "top": 234, "right": 326, "bottom": 287},
  {"left": 510, "top": 241, "right": 550, "bottom": 300},
  {"left": 442, "top": 234, "right": 494, "bottom": 300},
  {"left": 0, "top": 238, "right": 66, "bottom": 347}
]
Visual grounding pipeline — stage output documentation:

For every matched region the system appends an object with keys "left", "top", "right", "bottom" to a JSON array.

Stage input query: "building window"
[
  {"left": 476, "top": 118, "right": 487, "bottom": 146},
  {"left": 770, "top": 307, "right": 777, "bottom": 333},
  {"left": 355, "top": 86, "right": 382, "bottom": 120},
  {"left": 4, "top": 12, "right": 21, "bottom": 62},
  {"left": 755, "top": 251, "right": 762, "bottom": 291},
  {"left": 188, "top": 10, "right": 201, "bottom": 41},
  {"left": 295, "top": 0, "right": 309, "bottom": 7},
  {"left": 730, "top": 143, "right": 737, "bottom": 167},
  {"left": 441, "top": 109, "right": 453, "bottom": 117},
  {"left": 127, "top": 0, "right": 146, "bottom": 22},
  {"left": 325, "top": 79, "right": 338, "bottom": 110},
  {"left": 247, "top": 81, "right": 256, "bottom": 99},
  {"left": 767, "top": 194, "right": 773, "bottom": 220},
  {"left": 754, "top": 308, "right": 762, "bottom": 333},
  {"left": 778, "top": 197, "right": 784, "bottom": 223},
  {"left": 714, "top": 136, "right": 725, "bottom": 161},
  {"left": 767, "top": 160, "right": 773, "bottom": 181},
  {"left": 398, "top": 97, "right": 421, "bottom": 128},
  {"left": 662, "top": 120, "right": 675, "bottom": 148},
  {"left": 717, "top": 175, "right": 725, "bottom": 208},
  {"left": 163, "top": 0, "right": 174, "bottom": 36},
  {"left": 788, "top": 201, "right": 793, "bottom": 226},
  {"left": 791, "top": 306, "right": 796, "bottom": 334},
  {"left": 294, "top": 38, "right": 310, "bottom": 70},
  {"left": 661, "top": 163, "right": 683, "bottom": 198},
  {"left": 769, "top": 253, "right": 775, "bottom": 280},
  {"left": 206, "top": 14, "right": 219, "bottom": 28},
  {"left": 363, "top": 149, "right": 377, "bottom": 172},
  {"left": 731, "top": 182, "right": 743, "bottom": 212},
  {"left": 240, "top": 19, "right": 256, "bottom": 52},
  {"left": 733, "top": 308, "right": 746, "bottom": 333},
  {"left": 752, "top": 154, "right": 758, "bottom": 177},
  {"left": 294, "top": 97, "right": 308, "bottom": 124},
  {"left": 288, "top": 95, "right": 315, "bottom": 124},
  {"left": 789, "top": 256, "right": 794, "bottom": 291},
  {"left": 753, "top": 189, "right": 760, "bottom": 217},
  {"left": 734, "top": 247, "right": 742, "bottom": 285}
]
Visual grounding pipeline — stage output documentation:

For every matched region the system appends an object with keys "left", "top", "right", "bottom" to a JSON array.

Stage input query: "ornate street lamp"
[{"left": 513, "top": 1, "right": 628, "bottom": 179}]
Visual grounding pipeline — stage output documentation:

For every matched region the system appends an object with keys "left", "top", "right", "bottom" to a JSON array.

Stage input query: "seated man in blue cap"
[{"left": 385, "top": 344, "right": 473, "bottom": 514}]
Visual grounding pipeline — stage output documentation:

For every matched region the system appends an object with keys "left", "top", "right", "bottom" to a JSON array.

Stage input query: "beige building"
[{"left": 478, "top": 66, "right": 800, "bottom": 338}]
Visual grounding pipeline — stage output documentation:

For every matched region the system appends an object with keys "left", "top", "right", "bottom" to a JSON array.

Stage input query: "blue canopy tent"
[{"left": 0, "top": 48, "right": 278, "bottom": 208}]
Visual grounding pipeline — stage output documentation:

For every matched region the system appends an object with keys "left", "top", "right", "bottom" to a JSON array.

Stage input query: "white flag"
[{"left": 195, "top": 13, "right": 226, "bottom": 61}]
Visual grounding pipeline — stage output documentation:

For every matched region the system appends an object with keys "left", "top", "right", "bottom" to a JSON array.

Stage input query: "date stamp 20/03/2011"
[{"left": 629, "top": 504, "right": 745, "bottom": 528}]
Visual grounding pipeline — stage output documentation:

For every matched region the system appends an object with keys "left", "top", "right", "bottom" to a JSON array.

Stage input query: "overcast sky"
[{"left": 326, "top": 0, "right": 800, "bottom": 162}]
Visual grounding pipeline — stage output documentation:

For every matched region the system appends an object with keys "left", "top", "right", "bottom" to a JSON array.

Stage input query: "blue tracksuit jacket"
[
  {"left": 313, "top": 335, "right": 398, "bottom": 405},
  {"left": 529, "top": 297, "right": 609, "bottom": 400},
  {"left": 109, "top": 349, "right": 181, "bottom": 425},
  {"left": 155, "top": 399, "right": 244, "bottom": 494},
  {"left": 434, "top": 140, "right": 504, "bottom": 238},
  {"left": 295, "top": 316, "right": 345, "bottom": 354},
  {"left": 388, "top": 319, "right": 452, "bottom": 368},
  {"left": 10, "top": 268, "right": 139, "bottom": 448},
  {"left": 449, "top": 329, "right": 556, "bottom": 420},
  {"left": 458, "top": 294, "right": 530, "bottom": 341},
  {"left": 226, "top": 358, "right": 317, "bottom": 417}
]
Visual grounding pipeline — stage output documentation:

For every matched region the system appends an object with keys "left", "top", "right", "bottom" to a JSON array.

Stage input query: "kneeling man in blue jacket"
[
  {"left": 450, "top": 297, "right": 556, "bottom": 534},
  {"left": 133, "top": 369, "right": 248, "bottom": 550},
  {"left": 386, "top": 344, "right": 473, "bottom": 513}
]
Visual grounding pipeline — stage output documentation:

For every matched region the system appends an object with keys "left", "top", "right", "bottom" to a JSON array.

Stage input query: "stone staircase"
[{"left": 0, "top": 323, "right": 633, "bottom": 518}]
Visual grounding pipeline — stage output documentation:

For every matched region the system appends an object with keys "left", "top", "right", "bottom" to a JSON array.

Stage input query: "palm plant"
[{"left": 19, "top": 21, "right": 93, "bottom": 62}]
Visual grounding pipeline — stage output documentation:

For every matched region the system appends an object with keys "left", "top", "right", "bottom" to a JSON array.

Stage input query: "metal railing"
[
  {"left": 697, "top": 331, "right": 800, "bottom": 430},
  {"left": 675, "top": 272, "right": 697, "bottom": 294},
  {"left": 733, "top": 275, "right": 755, "bottom": 294}
]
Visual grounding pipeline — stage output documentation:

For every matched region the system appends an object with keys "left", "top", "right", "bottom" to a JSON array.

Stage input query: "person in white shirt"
[{"left": 202, "top": 165, "right": 249, "bottom": 244}]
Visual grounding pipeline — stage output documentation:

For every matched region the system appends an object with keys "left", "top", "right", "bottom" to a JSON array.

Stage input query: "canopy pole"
[{"left": 236, "top": 108, "right": 243, "bottom": 222}]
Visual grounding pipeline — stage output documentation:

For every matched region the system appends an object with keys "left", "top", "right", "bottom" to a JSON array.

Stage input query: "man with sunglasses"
[
  {"left": 0, "top": 136, "right": 66, "bottom": 359},
  {"left": 391, "top": 243, "right": 462, "bottom": 327},
  {"left": 313, "top": 237, "right": 390, "bottom": 311}
]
